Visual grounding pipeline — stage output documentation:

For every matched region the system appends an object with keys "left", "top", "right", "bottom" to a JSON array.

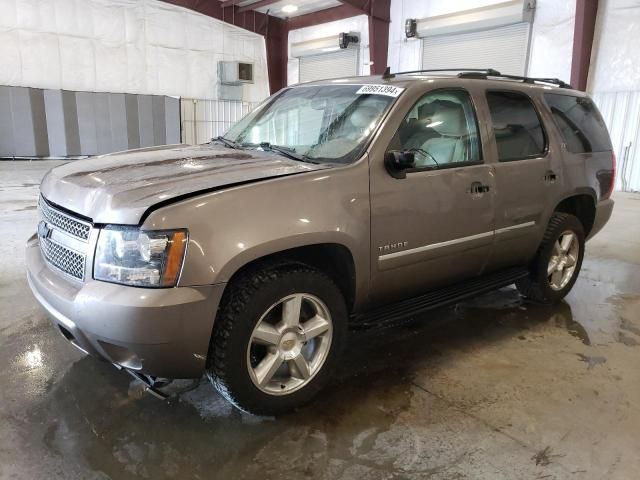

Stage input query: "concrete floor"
[{"left": 1, "top": 160, "right": 639, "bottom": 480}]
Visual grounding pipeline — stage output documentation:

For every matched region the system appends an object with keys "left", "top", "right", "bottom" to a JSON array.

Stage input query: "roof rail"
[
  {"left": 381, "top": 67, "right": 571, "bottom": 89},
  {"left": 386, "top": 68, "right": 501, "bottom": 78},
  {"left": 458, "top": 71, "right": 572, "bottom": 88}
]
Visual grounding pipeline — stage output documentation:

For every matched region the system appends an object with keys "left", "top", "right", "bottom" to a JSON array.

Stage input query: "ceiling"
[{"left": 219, "top": 0, "right": 343, "bottom": 19}]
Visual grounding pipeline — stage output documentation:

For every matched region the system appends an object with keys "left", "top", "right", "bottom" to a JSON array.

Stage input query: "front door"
[{"left": 369, "top": 88, "right": 495, "bottom": 305}]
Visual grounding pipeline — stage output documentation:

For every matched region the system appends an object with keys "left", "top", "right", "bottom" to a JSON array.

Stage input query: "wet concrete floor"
[{"left": 1, "top": 160, "right": 639, "bottom": 479}]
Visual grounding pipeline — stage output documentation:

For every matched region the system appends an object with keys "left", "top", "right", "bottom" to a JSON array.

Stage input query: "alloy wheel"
[
  {"left": 246, "top": 293, "right": 333, "bottom": 395},
  {"left": 547, "top": 230, "right": 580, "bottom": 291}
]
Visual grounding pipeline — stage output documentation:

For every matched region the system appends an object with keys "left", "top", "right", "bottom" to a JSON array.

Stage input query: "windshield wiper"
[
  {"left": 212, "top": 136, "right": 241, "bottom": 149},
  {"left": 254, "top": 142, "right": 318, "bottom": 164}
]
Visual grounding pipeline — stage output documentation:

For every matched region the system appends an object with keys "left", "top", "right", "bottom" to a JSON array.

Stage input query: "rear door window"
[
  {"left": 544, "top": 93, "right": 612, "bottom": 153},
  {"left": 486, "top": 91, "right": 546, "bottom": 161}
]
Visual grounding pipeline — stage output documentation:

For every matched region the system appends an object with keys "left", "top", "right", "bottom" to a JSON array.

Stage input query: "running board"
[{"left": 350, "top": 267, "right": 529, "bottom": 330}]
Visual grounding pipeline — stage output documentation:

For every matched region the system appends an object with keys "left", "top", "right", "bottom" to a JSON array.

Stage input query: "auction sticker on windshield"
[{"left": 356, "top": 85, "right": 405, "bottom": 97}]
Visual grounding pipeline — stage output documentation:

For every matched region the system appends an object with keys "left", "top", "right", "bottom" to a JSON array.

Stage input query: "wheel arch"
[
  {"left": 219, "top": 242, "right": 358, "bottom": 313},
  {"left": 553, "top": 192, "right": 596, "bottom": 236}
]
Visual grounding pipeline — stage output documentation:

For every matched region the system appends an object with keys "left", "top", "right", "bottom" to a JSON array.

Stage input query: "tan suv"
[{"left": 26, "top": 69, "right": 615, "bottom": 415}]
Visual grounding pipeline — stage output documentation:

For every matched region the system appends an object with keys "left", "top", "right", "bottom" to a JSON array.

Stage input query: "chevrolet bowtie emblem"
[{"left": 38, "top": 220, "right": 52, "bottom": 239}]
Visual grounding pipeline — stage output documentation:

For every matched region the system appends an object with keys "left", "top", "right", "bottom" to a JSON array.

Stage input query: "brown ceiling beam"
[
  {"left": 337, "top": 0, "right": 390, "bottom": 22},
  {"left": 238, "top": 0, "right": 281, "bottom": 14},
  {"left": 286, "top": 3, "right": 364, "bottom": 30},
  {"left": 220, "top": 0, "right": 245, "bottom": 7},
  {"left": 336, "top": 0, "right": 368, "bottom": 15}
]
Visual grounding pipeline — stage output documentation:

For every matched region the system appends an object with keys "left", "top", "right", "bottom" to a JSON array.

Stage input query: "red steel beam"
[
  {"left": 238, "top": 0, "right": 281, "bottom": 14},
  {"left": 286, "top": 3, "right": 364, "bottom": 30},
  {"left": 220, "top": 0, "right": 245, "bottom": 7},
  {"left": 338, "top": 0, "right": 390, "bottom": 22},
  {"left": 571, "top": 0, "right": 599, "bottom": 91},
  {"left": 367, "top": 0, "right": 390, "bottom": 75}
]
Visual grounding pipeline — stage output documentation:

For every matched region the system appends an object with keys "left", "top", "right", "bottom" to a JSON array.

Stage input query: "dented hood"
[{"left": 40, "top": 143, "right": 328, "bottom": 224}]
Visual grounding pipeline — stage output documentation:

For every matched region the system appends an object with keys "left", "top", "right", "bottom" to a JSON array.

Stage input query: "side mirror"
[{"left": 384, "top": 150, "right": 415, "bottom": 179}]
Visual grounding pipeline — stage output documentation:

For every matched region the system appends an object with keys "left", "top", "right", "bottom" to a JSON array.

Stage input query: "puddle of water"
[
  {"left": 576, "top": 353, "right": 607, "bottom": 369},
  {"left": 9, "top": 256, "right": 639, "bottom": 479}
]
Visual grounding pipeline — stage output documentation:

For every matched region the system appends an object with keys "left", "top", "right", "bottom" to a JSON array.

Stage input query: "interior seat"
[{"left": 417, "top": 101, "right": 468, "bottom": 167}]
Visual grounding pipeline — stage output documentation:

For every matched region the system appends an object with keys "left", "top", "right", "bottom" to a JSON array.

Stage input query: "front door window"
[{"left": 393, "top": 89, "right": 482, "bottom": 169}]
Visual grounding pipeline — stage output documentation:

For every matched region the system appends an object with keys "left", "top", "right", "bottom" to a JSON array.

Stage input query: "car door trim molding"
[
  {"left": 379, "top": 230, "right": 493, "bottom": 261},
  {"left": 378, "top": 221, "right": 535, "bottom": 261},
  {"left": 495, "top": 221, "right": 536, "bottom": 234}
]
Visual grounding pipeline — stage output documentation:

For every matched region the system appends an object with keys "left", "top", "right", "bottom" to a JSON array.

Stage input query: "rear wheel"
[
  {"left": 516, "top": 213, "right": 585, "bottom": 304},
  {"left": 207, "top": 263, "right": 347, "bottom": 416}
]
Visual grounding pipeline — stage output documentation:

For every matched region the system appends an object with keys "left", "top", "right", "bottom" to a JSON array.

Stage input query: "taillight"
[{"left": 605, "top": 151, "right": 616, "bottom": 199}]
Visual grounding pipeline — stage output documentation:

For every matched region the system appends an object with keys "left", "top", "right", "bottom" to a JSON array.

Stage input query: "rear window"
[
  {"left": 486, "top": 91, "right": 546, "bottom": 161},
  {"left": 544, "top": 93, "right": 612, "bottom": 153}
]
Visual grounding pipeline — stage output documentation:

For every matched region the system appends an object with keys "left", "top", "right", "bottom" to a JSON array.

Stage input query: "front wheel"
[
  {"left": 206, "top": 263, "right": 347, "bottom": 416},
  {"left": 516, "top": 212, "right": 585, "bottom": 304}
]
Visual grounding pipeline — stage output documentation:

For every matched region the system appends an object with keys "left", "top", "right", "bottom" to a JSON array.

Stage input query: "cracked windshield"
[{"left": 223, "top": 84, "right": 399, "bottom": 163}]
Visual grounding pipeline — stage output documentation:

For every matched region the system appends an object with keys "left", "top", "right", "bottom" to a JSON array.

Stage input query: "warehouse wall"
[
  {"left": 387, "top": 0, "right": 576, "bottom": 82},
  {"left": 0, "top": 0, "right": 269, "bottom": 102},
  {"left": 287, "top": 15, "right": 370, "bottom": 85},
  {"left": 590, "top": 0, "right": 640, "bottom": 192}
]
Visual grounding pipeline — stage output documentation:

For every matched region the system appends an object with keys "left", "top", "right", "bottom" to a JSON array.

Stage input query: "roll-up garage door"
[
  {"left": 422, "top": 22, "right": 530, "bottom": 76},
  {"left": 299, "top": 48, "right": 359, "bottom": 83}
]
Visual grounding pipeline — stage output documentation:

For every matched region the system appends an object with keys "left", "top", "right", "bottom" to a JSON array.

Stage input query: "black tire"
[
  {"left": 206, "top": 262, "right": 347, "bottom": 416},
  {"left": 516, "top": 212, "right": 585, "bottom": 304}
]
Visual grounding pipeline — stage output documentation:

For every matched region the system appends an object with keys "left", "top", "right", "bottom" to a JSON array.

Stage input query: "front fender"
[
  {"left": 214, "top": 232, "right": 359, "bottom": 283},
  {"left": 141, "top": 161, "right": 371, "bottom": 302}
]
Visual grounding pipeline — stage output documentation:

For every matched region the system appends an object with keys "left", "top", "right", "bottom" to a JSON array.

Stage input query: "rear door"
[
  {"left": 368, "top": 87, "right": 495, "bottom": 305},
  {"left": 481, "top": 90, "right": 559, "bottom": 270}
]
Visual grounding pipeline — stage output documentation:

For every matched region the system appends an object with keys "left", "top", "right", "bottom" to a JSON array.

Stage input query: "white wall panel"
[
  {"left": 590, "top": 0, "right": 640, "bottom": 93},
  {"left": 527, "top": 0, "right": 575, "bottom": 81},
  {"left": 590, "top": 0, "right": 640, "bottom": 192},
  {"left": 0, "top": 0, "right": 270, "bottom": 102},
  {"left": 593, "top": 91, "right": 640, "bottom": 192}
]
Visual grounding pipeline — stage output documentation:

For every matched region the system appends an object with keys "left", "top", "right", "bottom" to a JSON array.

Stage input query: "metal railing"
[{"left": 180, "top": 98, "right": 259, "bottom": 145}]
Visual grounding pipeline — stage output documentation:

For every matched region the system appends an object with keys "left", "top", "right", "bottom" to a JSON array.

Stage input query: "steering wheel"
[{"left": 406, "top": 147, "right": 440, "bottom": 168}]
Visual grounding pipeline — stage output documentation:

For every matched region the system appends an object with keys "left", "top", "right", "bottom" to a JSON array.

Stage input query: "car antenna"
[{"left": 382, "top": 66, "right": 395, "bottom": 80}]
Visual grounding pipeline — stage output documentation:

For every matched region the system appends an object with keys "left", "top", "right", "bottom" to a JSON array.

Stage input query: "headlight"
[{"left": 94, "top": 226, "right": 188, "bottom": 287}]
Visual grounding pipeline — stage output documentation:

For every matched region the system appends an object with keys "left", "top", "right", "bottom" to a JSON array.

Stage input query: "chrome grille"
[
  {"left": 40, "top": 235, "right": 86, "bottom": 280},
  {"left": 38, "top": 195, "right": 91, "bottom": 281},
  {"left": 39, "top": 196, "right": 91, "bottom": 241}
]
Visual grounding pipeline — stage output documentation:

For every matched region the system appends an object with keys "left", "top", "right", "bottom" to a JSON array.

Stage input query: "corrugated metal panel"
[
  {"left": 592, "top": 91, "right": 640, "bottom": 192},
  {"left": 422, "top": 22, "right": 530, "bottom": 76},
  {"left": 299, "top": 48, "right": 359, "bottom": 83},
  {"left": 180, "top": 99, "right": 258, "bottom": 144},
  {"left": 0, "top": 86, "right": 179, "bottom": 158}
]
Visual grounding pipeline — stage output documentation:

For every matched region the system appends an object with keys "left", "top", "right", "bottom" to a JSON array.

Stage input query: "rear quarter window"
[{"left": 544, "top": 93, "right": 612, "bottom": 153}]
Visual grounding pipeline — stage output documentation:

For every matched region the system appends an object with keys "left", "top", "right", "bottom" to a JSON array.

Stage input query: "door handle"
[
  {"left": 467, "top": 182, "right": 491, "bottom": 195},
  {"left": 544, "top": 171, "right": 557, "bottom": 183}
]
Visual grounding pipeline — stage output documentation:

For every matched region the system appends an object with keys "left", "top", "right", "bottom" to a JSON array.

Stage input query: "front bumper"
[{"left": 26, "top": 233, "right": 226, "bottom": 378}]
